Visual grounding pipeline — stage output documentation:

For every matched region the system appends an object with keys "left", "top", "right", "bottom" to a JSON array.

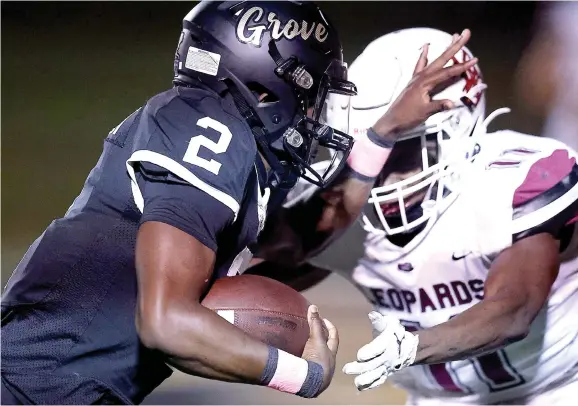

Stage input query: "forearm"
[
  {"left": 308, "top": 122, "right": 398, "bottom": 239},
  {"left": 413, "top": 298, "right": 529, "bottom": 365},
  {"left": 135, "top": 224, "right": 329, "bottom": 397},
  {"left": 169, "top": 358, "right": 241, "bottom": 383},
  {"left": 294, "top": 170, "right": 375, "bottom": 250},
  {"left": 258, "top": 136, "right": 395, "bottom": 267},
  {"left": 137, "top": 302, "right": 269, "bottom": 384},
  {"left": 256, "top": 173, "right": 374, "bottom": 267},
  {"left": 316, "top": 170, "right": 377, "bottom": 233}
]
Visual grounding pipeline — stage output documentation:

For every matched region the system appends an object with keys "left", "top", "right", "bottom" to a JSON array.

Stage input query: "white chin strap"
[{"left": 478, "top": 107, "right": 511, "bottom": 133}]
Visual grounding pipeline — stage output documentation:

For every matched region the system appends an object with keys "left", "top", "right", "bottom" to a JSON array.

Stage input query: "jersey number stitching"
[{"left": 183, "top": 117, "right": 233, "bottom": 175}]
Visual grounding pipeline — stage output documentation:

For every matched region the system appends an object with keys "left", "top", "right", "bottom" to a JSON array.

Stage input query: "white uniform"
[
  {"left": 308, "top": 25, "right": 578, "bottom": 405},
  {"left": 291, "top": 130, "right": 578, "bottom": 405},
  {"left": 350, "top": 131, "right": 578, "bottom": 405}
]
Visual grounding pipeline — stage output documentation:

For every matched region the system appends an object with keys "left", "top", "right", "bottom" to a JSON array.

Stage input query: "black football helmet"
[{"left": 173, "top": 1, "right": 357, "bottom": 189}]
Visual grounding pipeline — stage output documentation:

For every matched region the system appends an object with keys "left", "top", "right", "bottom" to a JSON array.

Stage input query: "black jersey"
[{"left": 1, "top": 85, "right": 279, "bottom": 404}]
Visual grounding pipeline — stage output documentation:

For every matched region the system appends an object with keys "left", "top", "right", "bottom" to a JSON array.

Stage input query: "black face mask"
[
  {"left": 266, "top": 41, "right": 357, "bottom": 188},
  {"left": 274, "top": 115, "right": 353, "bottom": 187}
]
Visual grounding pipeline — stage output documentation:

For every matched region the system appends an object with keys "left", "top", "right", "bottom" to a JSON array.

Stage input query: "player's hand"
[
  {"left": 342, "top": 311, "right": 418, "bottom": 391},
  {"left": 301, "top": 305, "right": 339, "bottom": 395},
  {"left": 373, "top": 29, "right": 478, "bottom": 141}
]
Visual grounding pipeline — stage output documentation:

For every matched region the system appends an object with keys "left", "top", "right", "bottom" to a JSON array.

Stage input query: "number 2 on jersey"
[
  {"left": 183, "top": 117, "right": 232, "bottom": 175},
  {"left": 401, "top": 320, "right": 525, "bottom": 393}
]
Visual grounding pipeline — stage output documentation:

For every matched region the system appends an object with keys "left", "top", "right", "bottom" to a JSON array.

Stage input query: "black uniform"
[{"left": 1, "top": 85, "right": 276, "bottom": 404}]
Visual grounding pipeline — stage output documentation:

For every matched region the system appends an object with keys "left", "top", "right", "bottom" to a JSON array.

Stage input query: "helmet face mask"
[
  {"left": 173, "top": 1, "right": 358, "bottom": 188},
  {"left": 268, "top": 41, "right": 356, "bottom": 186},
  {"left": 282, "top": 115, "right": 353, "bottom": 186},
  {"left": 368, "top": 127, "right": 479, "bottom": 236},
  {"left": 325, "top": 27, "right": 495, "bottom": 238}
]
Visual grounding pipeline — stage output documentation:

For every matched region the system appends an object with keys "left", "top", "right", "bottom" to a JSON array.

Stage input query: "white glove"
[{"left": 342, "top": 311, "right": 419, "bottom": 391}]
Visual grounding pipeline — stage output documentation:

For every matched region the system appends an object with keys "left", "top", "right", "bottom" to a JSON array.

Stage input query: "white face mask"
[{"left": 362, "top": 107, "right": 511, "bottom": 237}]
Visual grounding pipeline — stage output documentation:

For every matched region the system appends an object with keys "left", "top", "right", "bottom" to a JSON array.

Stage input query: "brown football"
[{"left": 201, "top": 274, "right": 310, "bottom": 357}]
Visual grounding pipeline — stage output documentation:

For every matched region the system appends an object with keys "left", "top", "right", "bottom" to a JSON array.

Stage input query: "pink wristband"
[
  {"left": 261, "top": 346, "right": 324, "bottom": 398},
  {"left": 347, "top": 129, "right": 393, "bottom": 178},
  {"left": 268, "top": 349, "right": 309, "bottom": 394}
]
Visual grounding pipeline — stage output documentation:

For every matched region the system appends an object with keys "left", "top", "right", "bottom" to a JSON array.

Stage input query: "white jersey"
[
  {"left": 351, "top": 131, "right": 578, "bottom": 404},
  {"left": 290, "top": 130, "right": 578, "bottom": 404}
]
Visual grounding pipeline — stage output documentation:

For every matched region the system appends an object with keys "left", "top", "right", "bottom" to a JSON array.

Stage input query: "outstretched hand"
[
  {"left": 373, "top": 29, "right": 477, "bottom": 141},
  {"left": 343, "top": 312, "right": 418, "bottom": 391}
]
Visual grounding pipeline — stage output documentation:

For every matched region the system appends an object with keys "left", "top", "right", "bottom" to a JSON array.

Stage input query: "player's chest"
[{"left": 354, "top": 203, "right": 489, "bottom": 328}]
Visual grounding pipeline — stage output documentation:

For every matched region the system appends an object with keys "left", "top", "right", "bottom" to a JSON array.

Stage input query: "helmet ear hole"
[{"left": 246, "top": 82, "right": 280, "bottom": 103}]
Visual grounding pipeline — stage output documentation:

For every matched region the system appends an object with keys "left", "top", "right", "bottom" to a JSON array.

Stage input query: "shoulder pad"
[
  {"left": 463, "top": 134, "right": 578, "bottom": 258},
  {"left": 127, "top": 87, "right": 257, "bottom": 215}
]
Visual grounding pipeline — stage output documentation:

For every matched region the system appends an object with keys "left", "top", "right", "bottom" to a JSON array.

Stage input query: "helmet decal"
[
  {"left": 450, "top": 49, "right": 483, "bottom": 108},
  {"left": 234, "top": 6, "right": 329, "bottom": 48},
  {"left": 175, "top": 1, "right": 357, "bottom": 189}
]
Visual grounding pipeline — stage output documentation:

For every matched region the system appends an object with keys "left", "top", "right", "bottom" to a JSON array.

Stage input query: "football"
[{"left": 202, "top": 274, "right": 310, "bottom": 357}]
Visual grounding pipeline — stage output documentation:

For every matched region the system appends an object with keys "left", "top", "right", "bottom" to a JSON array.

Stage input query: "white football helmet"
[{"left": 325, "top": 27, "right": 510, "bottom": 237}]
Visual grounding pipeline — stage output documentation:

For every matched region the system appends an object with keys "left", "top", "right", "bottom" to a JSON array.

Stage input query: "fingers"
[
  {"left": 427, "top": 99, "right": 454, "bottom": 115},
  {"left": 343, "top": 360, "right": 370, "bottom": 376},
  {"left": 359, "top": 313, "right": 404, "bottom": 362},
  {"left": 424, "top": 57, "right": 478, "bottom": 89},
  {"left": 324, "top": 318, "right": 339, "bottom": 356},
  {"left": 412, "top": 43, "right": 429, "bottom": 75},
  {"left": 354, "top": 364, "right": 389, "bottom": 390},
  {"left": 426, "top": 29, "right": 472, "bottom": 72},
  {"left": 357, "top": 333, "right": 391, "bottom": 362},
  {"left": 368, "top": 311, "right": 388, "bottom": 334},
  {"left": 366, "top": 374, "right": 388, "bottom": 390},
  {"left": 343, "top": 351, "right": 391, "bottom": 375},
  {"left": 307, "top": 305, "right": 325, "bottom": 343}
]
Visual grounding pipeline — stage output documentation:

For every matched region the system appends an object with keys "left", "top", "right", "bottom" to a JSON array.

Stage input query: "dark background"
[
  {"left": 1, "top": 2, "right": 543, "bottom": 403},
  {"left": 1, "top": 1, "right": 540, "bottom": 280}
]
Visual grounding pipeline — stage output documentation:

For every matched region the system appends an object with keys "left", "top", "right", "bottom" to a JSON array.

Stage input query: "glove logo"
[{"left": 451, "top": 251, "right": 471, "bottom": 261}]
